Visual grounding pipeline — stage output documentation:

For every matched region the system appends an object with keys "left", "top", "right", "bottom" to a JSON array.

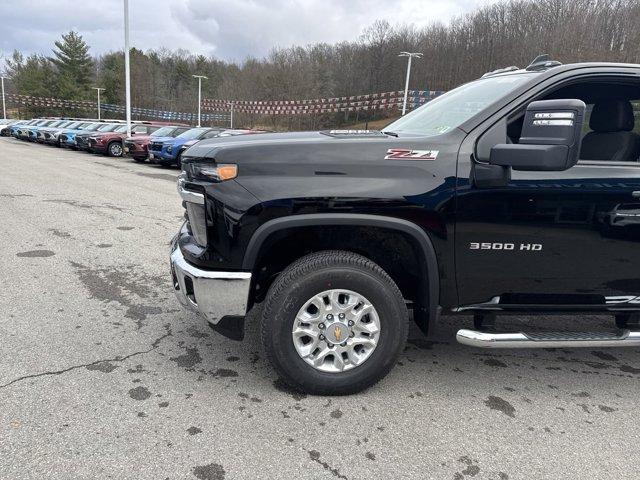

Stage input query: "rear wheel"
[
  {"left": 108, "top": 141, "right": 123, "bottom": 157},
  {"left": 261, "top": 250, "right": 409, "bottom": 395}
]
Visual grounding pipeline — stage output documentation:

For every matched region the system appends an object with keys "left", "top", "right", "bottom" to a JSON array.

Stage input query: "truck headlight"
[{"left": 188, "top": 164, "right": 238, "bottom": 182}]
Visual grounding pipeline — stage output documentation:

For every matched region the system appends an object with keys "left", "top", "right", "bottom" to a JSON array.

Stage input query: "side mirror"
[{"left": 489, "top": 99, "right": 586, "bottom": 171}]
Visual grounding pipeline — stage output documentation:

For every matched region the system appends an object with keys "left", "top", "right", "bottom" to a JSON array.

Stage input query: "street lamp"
[
  {"left": 123, "top": 0, "right": 132, "bottom": 136},
  {"left": 92, "top": 87, "right": 105, "bottom": 120},
  {"left": 398, "top": 52, "right": 423, "bottom": 116},
  {"left": 1, "top": 76, "right": 8, "bottom": 120},
  {"left": 192, "top": 75, "right": 207, "bottom": 127}
]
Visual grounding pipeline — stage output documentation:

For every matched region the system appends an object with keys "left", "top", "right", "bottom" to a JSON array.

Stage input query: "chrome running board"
[{"left": 456, "top": 329, "right": 640, "bottom": 348}]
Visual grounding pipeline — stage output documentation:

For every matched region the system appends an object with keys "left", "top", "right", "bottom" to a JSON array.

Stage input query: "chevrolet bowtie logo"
[{"left": 333, "top": 325, "right": 343, "bottom": 342}]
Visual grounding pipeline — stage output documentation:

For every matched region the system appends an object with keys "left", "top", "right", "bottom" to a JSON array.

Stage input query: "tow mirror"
[{"left": 489, "top": 99, "right": 586, "bottom": 171}]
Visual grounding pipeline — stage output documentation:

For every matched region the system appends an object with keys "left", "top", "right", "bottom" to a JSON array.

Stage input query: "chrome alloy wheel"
[
  {"left": 292, "top": 289, "right": 381, "bottom": 373},
  {"left": 109, "top": 142, "right": 123, "bottom": 156}
]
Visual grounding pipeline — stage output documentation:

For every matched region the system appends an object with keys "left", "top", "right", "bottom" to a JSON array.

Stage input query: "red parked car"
[
  {"left": 88, "top": 123, "right": 181, "bottom": 157},
  {"left": 123, "top": 125, "right": 192, "bottom": 162}
]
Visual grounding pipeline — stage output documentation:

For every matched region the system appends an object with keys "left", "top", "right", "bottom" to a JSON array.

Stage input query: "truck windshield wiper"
[{"left": 382, "top": 131, "right": 398, "bottom": 137}]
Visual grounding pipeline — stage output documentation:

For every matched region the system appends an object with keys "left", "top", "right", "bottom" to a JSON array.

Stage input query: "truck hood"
[
  {"left": 181, "top": 129, "right": 465, "bottom": 202},
  {"left": 182, "top": 130, "right": 453, "bottom": 166}
]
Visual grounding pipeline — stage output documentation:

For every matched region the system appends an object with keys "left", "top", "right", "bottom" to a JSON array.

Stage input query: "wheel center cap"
[{"left": 326, "top": 322, "right": 349, "bottom": 344}]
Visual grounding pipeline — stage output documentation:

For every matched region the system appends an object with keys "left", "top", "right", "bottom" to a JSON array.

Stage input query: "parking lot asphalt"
[{"left": 1, "top": 136, "right": 640, "bottom": 480}]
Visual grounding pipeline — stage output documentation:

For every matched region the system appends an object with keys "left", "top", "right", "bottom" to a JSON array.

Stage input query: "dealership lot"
[{"left": 2, "top": 137, "right": 640, "bottom": 480}]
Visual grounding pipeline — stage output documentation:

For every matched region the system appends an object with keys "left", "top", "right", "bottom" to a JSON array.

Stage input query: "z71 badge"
[{"left": 384, "top": 148, "right": 439, "bottom": 160}]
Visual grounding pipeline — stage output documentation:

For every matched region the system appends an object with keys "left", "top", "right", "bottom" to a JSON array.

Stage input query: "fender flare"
[{"left": 242, "top": 213, "right": 440, "bottom": 321}]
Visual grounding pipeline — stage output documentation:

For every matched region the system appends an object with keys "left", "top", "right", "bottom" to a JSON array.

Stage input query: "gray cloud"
[{"left": 0, "top": 0, "right": 494, "bottom": 66}]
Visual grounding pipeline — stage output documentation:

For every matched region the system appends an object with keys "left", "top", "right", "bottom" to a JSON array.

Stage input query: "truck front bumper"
[{"left": 170, "top": 242, "right": 251, "bottom": 340}]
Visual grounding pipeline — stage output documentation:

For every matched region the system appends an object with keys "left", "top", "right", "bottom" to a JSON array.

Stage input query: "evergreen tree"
[{"left": 50, "top": 31, "right": 94, "bottom": 99}]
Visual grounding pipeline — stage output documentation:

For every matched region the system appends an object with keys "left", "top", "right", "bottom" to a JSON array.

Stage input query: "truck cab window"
[
  {"left": 504, "top": 80, "right": 640, "bottom": 162},
  {"left": 580, "top": 100, "right": 640, "bottom": 162}
]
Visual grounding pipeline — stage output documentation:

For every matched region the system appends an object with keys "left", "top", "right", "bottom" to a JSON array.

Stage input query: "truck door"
[{"left": 455, "top": 84, "right": 640, "bottom": 309}]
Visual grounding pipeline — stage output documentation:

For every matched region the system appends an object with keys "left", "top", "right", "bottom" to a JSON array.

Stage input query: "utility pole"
[
  {"left": 1, "top": 76, "right": 7, "bottom": 120},
  {"left": 92, "top": 87, "right": 105, "bottom": 120},
  {"left": 399, "top": 52, "right": 422, "bottom": 116},
  {"left": 123, "top": 0, "right": 132, "bottom": 136},
  {"left": 230, "top": 102, "right": 234, "bottom": 129},
  {"left": 192, "top": 75, "right": 207, "bottom": 127}
]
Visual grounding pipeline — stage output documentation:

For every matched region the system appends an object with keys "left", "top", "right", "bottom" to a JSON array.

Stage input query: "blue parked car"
[
  {"left": 15, "top": 119, "right": 49, "bottom": 139},
  {"left": 148, "top": 127, "right": 223, "bottom": 167},
  {"left": 59, "top": 122, "right": 106, "bottom": 149},
  {"left": 36, "top": 119, "right": 77, "bottom": 143},
  {"left": 40, "top": 120, "right": 88, "bottom": 146},
  {"left": 3, "top": 119, "right": 30, "bottom": 137},
  {"left": 25, "top": 119, "right": 64, "bottom": 142}
]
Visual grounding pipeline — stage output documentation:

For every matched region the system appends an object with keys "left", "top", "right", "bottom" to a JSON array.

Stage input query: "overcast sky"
[{"left": 0, "top": 0, "right": 496, "bottom": 65}]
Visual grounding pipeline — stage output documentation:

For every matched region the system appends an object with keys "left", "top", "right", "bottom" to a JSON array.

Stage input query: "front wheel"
[
  {"left": 107, "top": 141, "right": 123, "bottom": 157},
  {"left": 261, "top": 250, "right": 409, "bottom": 395}
]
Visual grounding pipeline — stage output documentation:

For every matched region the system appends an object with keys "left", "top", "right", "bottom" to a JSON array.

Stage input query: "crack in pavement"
[
  {"left": 308, "top": 450, "right": 349, "bottom": 479},
  {"left": 0, "top": 326, "right": 172, "bottom": 390}
]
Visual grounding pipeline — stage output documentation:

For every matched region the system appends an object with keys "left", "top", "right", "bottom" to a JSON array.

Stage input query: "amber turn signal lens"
[
  {"left": 191, "top": 163, "right": 238, "bottom": 182},
  {"left": 217, "top": 164, "right": 238, "bottom": 181}
]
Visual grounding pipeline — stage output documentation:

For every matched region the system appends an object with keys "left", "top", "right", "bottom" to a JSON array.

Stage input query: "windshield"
[
  {"left": 385, "top": 73, "right": 534, "bottom": 136},
  {"left": 114, "top": 125, "right": 128, "bottom": 133},
  {"left": 176, "top": 128, "right": 208, "bottom": 140},
  {"left": 66, "top": 122, "right": 82, "bottom": 129},
  {"left": 151, "top": 126, "right": 175, "bottom": 137},
  {"left": 84, "top": 123, "right": 103, "bottom": 131}
]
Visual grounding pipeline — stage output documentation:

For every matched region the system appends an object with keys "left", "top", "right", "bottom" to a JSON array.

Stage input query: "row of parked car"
[{"left": 0, "top": 117, "right": 262, "bottom": 167}]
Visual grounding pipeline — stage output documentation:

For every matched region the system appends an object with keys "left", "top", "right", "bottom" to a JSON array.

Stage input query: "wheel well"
[{"left": 249, "top": 225, "right": 430, "bottom": 312}]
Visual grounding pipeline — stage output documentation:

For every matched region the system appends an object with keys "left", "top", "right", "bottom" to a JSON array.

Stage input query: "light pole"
[
  {"left": 398, "top": 52, "right": 422, "bottom": 116},
  {"left": 1, "top": 76, "right": 8, "bottom": 120},
  {"left": 192, "top": 75, "right": 207, "bottom": 127},
  {"left": 0, "top": 76, "right": 8, "bottom": 120},
  {"left": 92, "top": 87, "right": 105, "bottom": 120},
  {"left": 229, "top": 102, "right": 234, "bottom": 129},
  {"left": 123, "top": 0, "right": 132, "bottom": 136}
]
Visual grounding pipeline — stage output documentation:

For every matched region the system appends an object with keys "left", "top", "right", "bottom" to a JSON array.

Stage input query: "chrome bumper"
[
  {"left": 170, "top": 246, "right": 251, "bottom": 325},
  {"left": 177, "top": 176, "right": 204, "bottom": 204}
]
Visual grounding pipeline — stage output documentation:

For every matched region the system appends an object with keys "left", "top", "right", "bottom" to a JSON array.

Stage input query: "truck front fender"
[{"left": 242, "top": 213, "right": 440, "bottom": 325}]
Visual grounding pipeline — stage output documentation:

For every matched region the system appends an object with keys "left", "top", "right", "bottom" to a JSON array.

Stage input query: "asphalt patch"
[{"left": 17, "top": 250, "right": 55, "bottom": 257}]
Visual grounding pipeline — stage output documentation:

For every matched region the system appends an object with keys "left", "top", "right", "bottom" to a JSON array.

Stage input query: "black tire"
[
  {"left": 107, "top": 141, "right": 123, "bottom": 157},
  {"left": 176, "top": 151, "right": 183, "bottom": 169},
  {"left": 261, "top": 250, "right": 409, "bottom": 395}
]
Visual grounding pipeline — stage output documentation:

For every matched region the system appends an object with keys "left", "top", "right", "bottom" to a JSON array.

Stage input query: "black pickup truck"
[{"left": 170, "top": 56, "right": 640, "bottom": 394}]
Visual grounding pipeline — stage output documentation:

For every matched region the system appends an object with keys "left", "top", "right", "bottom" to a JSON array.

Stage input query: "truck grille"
[{"left": 149, "top": 141, "right": 163, "bottom": 152}]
